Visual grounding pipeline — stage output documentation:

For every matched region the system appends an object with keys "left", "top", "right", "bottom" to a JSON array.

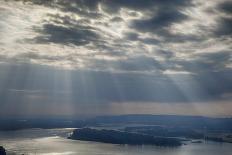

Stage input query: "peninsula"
[{"left": 69, "top": 128, "right": 181, "bottom": 146}]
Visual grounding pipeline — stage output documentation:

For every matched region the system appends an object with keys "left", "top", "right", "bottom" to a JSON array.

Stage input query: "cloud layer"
[
  {"left": 0, "top": 0, "right": 231, "bottom": 72},
  {"left": 0, "top": 0, "right": 231, "bottom": 116}
]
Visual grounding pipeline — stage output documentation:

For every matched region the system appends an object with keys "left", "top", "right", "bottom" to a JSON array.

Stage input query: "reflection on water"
[
  {"left": 39, "top": 152, "right": 75, "bottom": 155},
  {"left": 0, "top": 129, "right": 231, "bottom": 155}
]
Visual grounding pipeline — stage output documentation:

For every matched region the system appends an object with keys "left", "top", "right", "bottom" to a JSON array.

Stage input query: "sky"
[{"left": 0, "top": 0, "right": 232, "bottom": 117}]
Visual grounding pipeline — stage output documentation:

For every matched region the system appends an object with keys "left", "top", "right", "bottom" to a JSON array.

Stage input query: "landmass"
[
  {"left": 0, "top": 146, "right": 6, "bottom": 155},
  {"left": 69, "top": 128, "right": 182, "bottom": 146},
  {"left": 1, "top": 115, "right": 232, "bottom": 143}
]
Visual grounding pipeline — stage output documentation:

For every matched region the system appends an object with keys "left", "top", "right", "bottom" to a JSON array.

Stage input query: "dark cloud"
[
  {"left": 16, "top": 0, "right": 192, "bottom": 9},
  {"left": 218, "top": 1, "right": 232, "bottom": 14},
  {"left": 14, "top": 0, "right": 100, "bottom": 10},
  {"left": 174, "top": 51, "right": 231, "bottom": 73},
  {"left": 14, "top": 0, "right": 198, "bottom": 48},
  {"left": 214, "top": 17, "right": 232, "bottom": 37},
  {"left": 129, "top": 8, "right": 203, "bottom": 43},
  {"left": 102, "top": 0, "right": 192, "bottom": 13},
  {"left": 33, "top": 24, "right": 100, "bottom": 46},
  {"left": 131, "top": 9, "right": 188, "bottom": 32},
  {"left": 110, "top": 17, "right": 124, "bottom": 23},
  {"left": 124, "top": 32, "right": 139, "bottom": 41},
  {"left": 156, "top": 50, "right": 174, "bottom": 59}
]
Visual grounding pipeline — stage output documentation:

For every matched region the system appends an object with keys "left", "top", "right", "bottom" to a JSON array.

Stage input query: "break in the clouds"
[{"left": 0, "top": 0, "right": 232, "bottom": 116}]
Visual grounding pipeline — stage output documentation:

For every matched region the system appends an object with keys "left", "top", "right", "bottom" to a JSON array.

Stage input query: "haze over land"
[{"left": 0, "top": 0, "right": 232, "bottom": 118}]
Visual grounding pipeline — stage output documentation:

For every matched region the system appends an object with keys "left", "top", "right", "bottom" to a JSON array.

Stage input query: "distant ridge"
[
  {"left": 1, "top": 114, "right": 232, "bottom": 132},
  {"left": 88, "top": 114, "right": 232, "bottom": 131}
]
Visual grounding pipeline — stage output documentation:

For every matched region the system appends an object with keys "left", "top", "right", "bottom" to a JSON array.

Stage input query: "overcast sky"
[{"left": 0, "top": 0, "right": 232, "bottom": 117}]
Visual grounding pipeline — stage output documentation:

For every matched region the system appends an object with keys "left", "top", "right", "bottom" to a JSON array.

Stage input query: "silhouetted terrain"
[
  {"left": 69, "top": 128, "right": 181, "bottom": 146},
  {"left": 0, "top": 118, "right": 85, "bottom": 130},
  {"left": 1, "top": 115, "right": 232, "bottom": 131},
  {"left": 89, "top": 115, "right": 232, "bottom": 132},
  {"left": 1, "top": 115, "right": 232, "bottom": 143},
  {"left": 0, "top": 146, "right": 6, "bottom": 155},
  {"left": 124, "top": 126, "right": 204, "bottom": 139}
]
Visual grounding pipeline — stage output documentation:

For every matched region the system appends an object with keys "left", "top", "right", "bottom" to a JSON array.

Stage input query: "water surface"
[{"left": 0, "top": 129, "right": 231, "bottom": 155}]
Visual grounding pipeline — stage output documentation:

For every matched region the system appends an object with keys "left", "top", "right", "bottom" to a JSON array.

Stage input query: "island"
[
  {"left": 0, "top": 146, "right": 6, "bottom": 155},
  {"left": 69, "top": 128, "right": 181, "bottom": 147}
]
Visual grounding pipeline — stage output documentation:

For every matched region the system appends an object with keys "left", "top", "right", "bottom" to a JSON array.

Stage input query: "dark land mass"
[
  {"left": 89, "top": 115, "right": 232, "bottom": 132},
  {"left": 0, "top": 118, "right": 85, "bottom": 131},
  {"left": 0, "top": 146, "right": 6, "bottom": 155},
  {"left": 1, "top": 115, "right": 232, "bottom": 143},
  {"left": 124, "top": 126, "right": 204, "bottom": 139},
  {"left": 1, "top": 115, "right": 232, "bottom": 132},
  {"left": 69, "top": 128, "right": 181, "bottom": 146}
]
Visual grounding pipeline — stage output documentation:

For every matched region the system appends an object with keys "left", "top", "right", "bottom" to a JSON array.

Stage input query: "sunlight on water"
[
  {"left": 36, "top": 152, "right": 75, "bottom": 155},
  {"left": 0, "top": 129, "right": 232, "bottom": 155}
]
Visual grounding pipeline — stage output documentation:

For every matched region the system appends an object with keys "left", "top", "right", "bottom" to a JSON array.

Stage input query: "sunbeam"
[{"left": 0, "top": 0, "right": 232, "bottom": 154}]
